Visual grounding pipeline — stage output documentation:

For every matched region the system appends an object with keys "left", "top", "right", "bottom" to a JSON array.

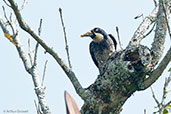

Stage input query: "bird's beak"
[{"left": 80, "top": 31, "right": 92, "bottom": 37}]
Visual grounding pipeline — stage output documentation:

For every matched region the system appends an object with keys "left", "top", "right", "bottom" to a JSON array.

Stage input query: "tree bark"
[{"left": 80, "top": 0, "right": 171, "bottom": 113}]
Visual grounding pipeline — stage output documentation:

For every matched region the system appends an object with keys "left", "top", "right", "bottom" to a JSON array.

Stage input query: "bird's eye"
[{"left": 94, "top": 28, "right": 99, "bottom": 32}]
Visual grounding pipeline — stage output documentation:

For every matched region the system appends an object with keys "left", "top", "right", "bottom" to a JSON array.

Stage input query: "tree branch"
[
  {"left": 137, "top": 0, "right": 171, "bottom": 90},
  {"left": 151, "top": 87, "right": 160, "bottom": 108},
  {"left": 142, "top": 47, "right": 171, "bottom": 90},
  {"left": 7, "top": 0, "right": 86, "bottom": 100},
  {"left": 59, "top": 8, "right": 72, "bottom": 69},
  {"left": 150, "top": 0, "right": 169, "bottom": 67},
  {"left": 116, "top": 26, "right": 123, "bottom": 50},
  {"left": 42, "top": 60, "right": 48, "bottom": 86},
  {"left": 128, "top": 5, "right": 159, "bottom": 46},
  {"left": 28, "top": 38, "right": 34, "bottom": 65},
  {"left": 151, "top": 74, "right": 171, "bottom": 114},
  {"left": 0, "top": 17, "right": 51, "bottom": 114}
]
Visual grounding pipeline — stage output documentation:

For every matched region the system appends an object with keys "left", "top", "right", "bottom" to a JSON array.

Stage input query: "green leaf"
[
  {"left": 163, "top": 109, "right": 168, "bottom": 114},
  {"left": 154, "top": 106, "right": 158, "bottom": 109},
  {"left": 169, "top": 68, "right": 171, "bottom": 72},
  {"left": 153, "top": 112, "right": 157, "bottom": 114},
  {"left": 166, "top": 105, "right": 171, "bottom": 109}
]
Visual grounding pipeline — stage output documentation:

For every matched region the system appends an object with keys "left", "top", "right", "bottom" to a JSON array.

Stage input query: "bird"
[{"left": 81, "top": 27, "right": 117, "bottom": 74}]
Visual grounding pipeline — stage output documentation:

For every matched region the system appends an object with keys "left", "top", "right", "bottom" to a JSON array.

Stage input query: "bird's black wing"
[
  {"left": 89, "top": 42, "right": 99, "bottom": 68},
  {"left": 108, "top": 34, "right": 117, "bottom": 50}
]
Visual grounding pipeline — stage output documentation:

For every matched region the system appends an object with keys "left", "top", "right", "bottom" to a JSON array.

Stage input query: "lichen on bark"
[{"left": 80, "top": 0, "right": 170, "bottom": 113}]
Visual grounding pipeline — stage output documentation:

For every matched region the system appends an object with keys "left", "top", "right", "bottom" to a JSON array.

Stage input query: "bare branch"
[
  {"left": 33, "top": 19, "right": 43, "bottom": 68},
  {"left": 3, "top": 0, "right": 11, "bottom": 8},
  {"left": 0, "top": 16, "right": 51, "bottom": 114},
  {"left": 42, "top": 60, "right": 48, "bottom": 86},
  {"left": 151, "top": 87, "right": 160, "bottom": 108},
  {"left": 2, "top": 6, "right": 9, "bottom": 22},
  {"left": 163, "top": 100, "right": 171, "bottom": 110},
  {"left": 33, "top": 42, "right": 39, "bottom": 67},
  {"left": 34, "top": 100, "right": 41, "bottom": 114},
  {"left": 144, "top": 109, "right": 146, "bottom": 114},
  {"left": 143, "top": 23, "right": 156, "bottom": 38},
  {"left": 38, "top": 19, "right": 43, "bottom": 36},
  {"left": 20, "top": 0, "right": 28, "bottom": 11},
  {"left": 28, "top": 38, "right": 34, "bottom": 65},
  {"left": 161, "top": 77, "right": 171, "bottom": 106},
  {"left": 34, "top": 100, "right": 43, "bottom": 114},
  {"left": 116, "top": 26, "right": 123, "bottom": 50},
  {"left": 128, "top": 5, "right": 159, "bottom": 46},
  {"left": 7, "top": 0, "right": 86, "bottom": 100},
  {"left": 134, "top": 13, "right": 144, "bottom": 20},
  {"left": 151, "top": 74, "right": 171, "bottom": 113},
  {"left": 2, "top": 6, "right": 16, "bottom": 37},
  {"left": 153, "top": 0, "right": 158, "bottom": 7},
  {"left": 59, "top": 8, "right": 72, "bottom": 69}
]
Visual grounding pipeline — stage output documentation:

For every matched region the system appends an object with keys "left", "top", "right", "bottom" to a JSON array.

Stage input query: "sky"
[{"left": 0, "top": 0, "right": 171, "bottom": 114}]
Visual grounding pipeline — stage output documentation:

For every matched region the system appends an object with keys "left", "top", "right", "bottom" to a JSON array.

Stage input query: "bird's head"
[{"left": 80, "top": 27, "right": 108, "bottom": 43}]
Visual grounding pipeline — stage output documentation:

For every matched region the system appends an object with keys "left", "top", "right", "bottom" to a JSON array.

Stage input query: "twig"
[
  {"left": 161, "top": 77, "right": 171, "bottom": 106},
  {"left": 151, "top": 87, "right": 160, "bottom": 108},
  {"left": 34, "top": 100, "right": 43, "bottom": 114},
  {"left": 3, "top": 0, "right": 11, "bottom": 8},
  {"left": 33, "top": 42, "right": 39, "bottom": 67},
  {"left": 144, "top": 109, "right": 146, "bottom": 114},
  {"left": 59, "top": 8, "right": 72, "bottom": 69},
  {"left": 0, "top": 11, "right": 51, "bottom": 114},
  {"left": 2, "top": 6, "right": 9, "bottom": 22},
  {"left": 28, "top": 38, "right": 34, "bottom": 65},
  {"left": 33, "top": 19, "right": 43, "bottom": 68},
  {"left": 38, "top": 19, "right": 43, "bottom": 36},
  {"left": 134, "top": 13, "right": 144, "bottom": 20},
  {"left": 152, "top": 75, "right": 171, "bottom": 113},
  {"left": 153, "top": 0, "right": 158, "bottom": 7},
  {"left": 42, "top": 60, "right": 48, "bottom": 86},
  {"left": 143, "top": 23, "right": 156, "bottom": 38},
  {"left": 20, "top": 0, "right": 28, "bottom": 11},
  {"left": 116, "top": 26, "right": 123, "bottom": 50},
  {"left": 2, "top": 6, "right": 15, "bottom": 35},
  {"left": 163, "top": 100, "right": 171, "bottom": 110},
  {"left": 34, "top": 100, "right": 40, "bottom": 114}
]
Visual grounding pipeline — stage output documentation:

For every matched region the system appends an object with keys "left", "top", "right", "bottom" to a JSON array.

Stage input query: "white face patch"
[{"left": 93, "top": 33, "right": 104, "bottom": 43}]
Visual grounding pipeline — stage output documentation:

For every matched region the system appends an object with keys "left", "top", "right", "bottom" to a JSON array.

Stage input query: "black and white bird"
[{"left": 81, "top": 27, "right": 117, "bottom": 74}]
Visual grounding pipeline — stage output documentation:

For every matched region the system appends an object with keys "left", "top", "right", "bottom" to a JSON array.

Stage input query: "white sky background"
[{"left": 0, "top": 0, "right": 170, "bottom": 114}]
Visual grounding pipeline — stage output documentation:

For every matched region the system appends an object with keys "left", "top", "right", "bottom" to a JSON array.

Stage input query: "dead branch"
[
  {"left": 42, "top": 60, "right": 48, "bottom": 86},
  {"left": 129, "top": 5, "right": 159, "bottom": 46},
  {"left": 59, "top": 8, "right": 72, "bottom": 69},
  {"left": 116, "top": 26, "right": 123, "bottom": 50},
  {"left": 0, "top": 14, "right": 51, "bottom": 114},
  {"left": 7, "top": 0, "right": 86, "bottom": 101},
  {"left": 151, "top": 87, "right": 160, "bottom": 108},
  {"left": 28, "top": 38, "right": 34, "bottom": 65}
]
